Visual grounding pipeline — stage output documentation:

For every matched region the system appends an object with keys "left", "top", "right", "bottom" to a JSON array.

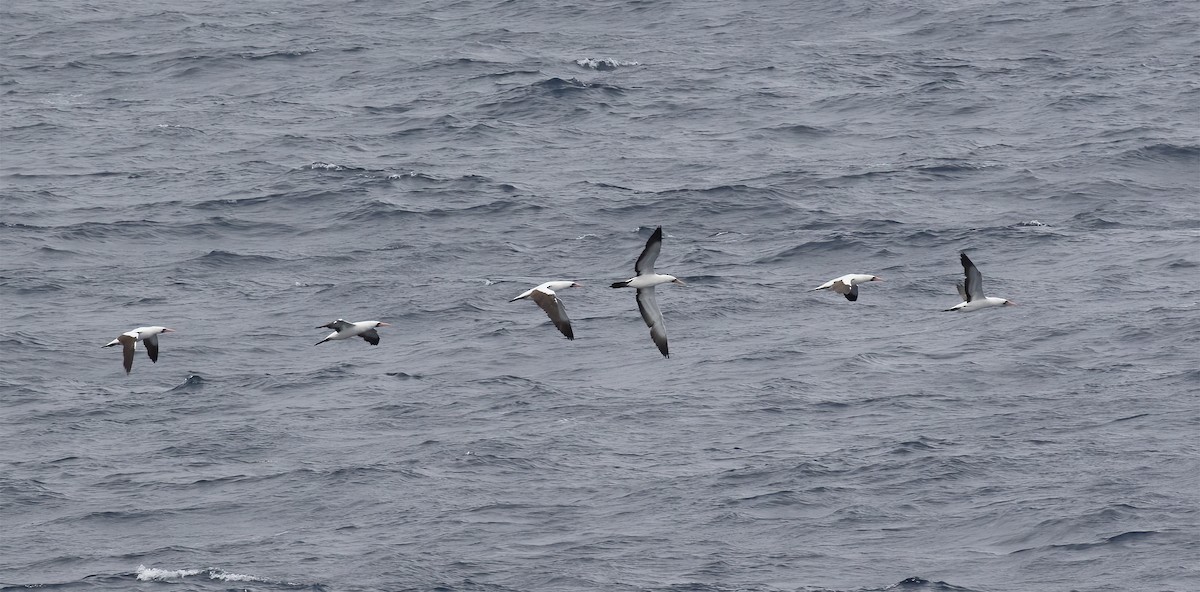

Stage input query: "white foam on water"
[{"left": 135, "top": 565, "right": 204, "bottom": 581}]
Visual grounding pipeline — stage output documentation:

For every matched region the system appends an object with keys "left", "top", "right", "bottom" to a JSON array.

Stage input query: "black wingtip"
[
  {"left": 844, "top": 292, "right": 858, "bottom": 302},
  {"left": 611, "top": 281, "right": 629, "bottom": 288}
]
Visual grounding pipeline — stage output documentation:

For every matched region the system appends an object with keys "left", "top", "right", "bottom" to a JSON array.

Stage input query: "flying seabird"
[
  {"left": 944, "top": 253, "right": 1015, "bottom": 312},
  {"left": 811, "top": 274, "right": 883, "bottom": 301},
  {"left": 611, "top": 226, "right": 685, "bottom": 358},
  {"left": 102, "top": 326, "right": 175, "bottom": 374},
  {"left": 510, "top": 281, "right": 581, "bottom": 340},
  {"left": 315, "top": 319, "right": 391, "bottom": 345}
]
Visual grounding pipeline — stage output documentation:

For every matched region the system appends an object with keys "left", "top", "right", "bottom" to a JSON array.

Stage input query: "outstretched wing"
[
  {"left": 144, "top": 334, "right": 160, "bottom": 363},
  {"left": 359, "top": 329, "right": 381, "bottom": 345},
  {"left": 530, "top": 289, "right": 574, "bottom": 340},
  {"left": 635, "top": 227, "right": 663, "bottom": 275},
  {"left": 318, "top": 319, "right": 352, "bottom": 331},
  {"left": 955, "top": 280, "right": 968, "bottom": 302},
  {"left": 960, "top": 253, "right": 985, "bottom": 301},
  {"left": 118, "top": 334, "right": 136, "bottom": 374},
  {"left": 636, "top": 287, "right": 669, "bottom": 358}
]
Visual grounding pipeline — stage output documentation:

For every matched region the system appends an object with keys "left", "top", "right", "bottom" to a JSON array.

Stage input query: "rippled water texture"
[{"left": 2, "top": 0, "right": 1197, "bottom": 590}]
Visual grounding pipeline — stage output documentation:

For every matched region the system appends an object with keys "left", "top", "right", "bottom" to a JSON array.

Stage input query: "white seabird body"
[
  {"left": 944, "top": 253, "right": 1015, "bottom": 312},
  {"left": 510, "top": 281, "right": 580, "bottom": 340},
  {"left": 811, "top": 273, "right": 883, "bottom": 302},
  {"left": 102, "top": 326, "right": 175, "bottom": 374},
  {"left": 610, "top": 226, "right": 685, "bottom": 358},
  {"left": 315, "top": 319, "right": 391, "bottom": 345}
]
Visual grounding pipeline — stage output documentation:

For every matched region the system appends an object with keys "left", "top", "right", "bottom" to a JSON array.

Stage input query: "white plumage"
[
  {"left": 102, "top": 326, "right": 174, "bottom": 374},
  {"left": 510, "top": 281, "right": 581, "bottom": 340},
  {"left": 315, "top": 319, "right": 391, "bottom": 345},
  {"left": 811, "top": 273, "right": 883, "bottom": 302},
  {"left": 610, "top": 227, "right": 685, "bottom": 358},
  {"left": 944, "top": 253, "right": 1015, "bottom": 312}
]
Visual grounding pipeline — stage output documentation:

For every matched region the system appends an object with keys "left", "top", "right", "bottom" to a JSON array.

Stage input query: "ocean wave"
[
  {"left": 1115, "top": 142, "right": 1200, "bottom": 164},
  {"left": 535, "top": 76, "right": 626, "bottom": 95},
  {"left": 468, "top": 68, "right": 544, "bottom": 82},
  {"left": 1009, "top": 530, "right": 1160, "bottom": 555},
  {"left": 882, "top": 577, "right": 982, "bottom": 591},
  {"left": 758, "top": 122, "right": 834, "bottom": 137},
  {"left": 575, "top": 57, "right": 641, "bottom": 70},
  {"left": 134, "top": 564, "right": 316, "bottom": 587},
  {"left": 183, "top": 250, "right": 284, "bottom": 268},
  {"left": 135, "top": 565, "right": 204, "bottom": 581},
  {"left": 383, "top": 371, "right": 422, "bottom": 380},
  {"left": 166, "top": 374, "right": 205, "bottom": 393},
  {"left": 190, "top": 188, "right": 367, "bottom": 211},
  {"left": 474, "top": 77, "right": 626, "bottom": 118},
  {"left": 344, "top": 200, "right": 420, "bottom": 222},
  {"left": 175, "top": 216, "right": 298, "bottom": 238},
  {"left": 239, "top": 48, "right": 319, "bottom": 61},
  {"left": 46, "top": 220, "right": 162, "bottom": 242},
  {"left": 1068, "top": 210, "right": 1126, "bottom": 230},
  {"left": 420, "top": 199, "right": 544, "bottom": 219},
  {"left": 412, "top": 56, "right": 508, "bottom": 72},
  {"left": 911, "top": 160, "right": 997, "bottom": 177},
  {"left": 152, "top": 123, "right": 207, "bottom": 135},
  {"left": 755, "top": 238, "right": 867, "bottom": 264},
  {"left": 306, "top": 161, "right": 367, "bottom": 172},
  {"left": 0, "top": 477, "right": 67, "bottom": 506},
  {"left": 386, "top": 171, "right": 437, "bottom": 181}
]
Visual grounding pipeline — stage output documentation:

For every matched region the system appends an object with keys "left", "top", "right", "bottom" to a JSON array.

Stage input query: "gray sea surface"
[{"left": 2, "top": 1, "right": 1198, "bottom": 590}]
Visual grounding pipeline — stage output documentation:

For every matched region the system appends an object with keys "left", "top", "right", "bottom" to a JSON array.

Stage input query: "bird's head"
[
  {"left": 376, "top": 322, "right": 392, "bottom": 327},
  {"left": 671, "top": 276, "right": 686, "bottom": 286},
  {"left": 569, "top": 282, "right": 582, "bottom": 288},
  {"left": 870, "top": 276, "right": 883, "bottom": 282},
  {"left": 1003, "top": 300, "right": 1016, "bottom": 306},
  {"left": 161, "top": 328, "right": 176, "bottom": 333}
]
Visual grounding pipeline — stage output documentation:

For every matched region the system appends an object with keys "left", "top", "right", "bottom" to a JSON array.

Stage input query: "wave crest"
[{"left": 575, "top": 57, "right": 640, "bottom": 70}]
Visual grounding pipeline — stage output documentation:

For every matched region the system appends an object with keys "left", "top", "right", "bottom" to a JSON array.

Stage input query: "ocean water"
[{"left": 1, "top": 0, "right": 1198, "bottom": 591}]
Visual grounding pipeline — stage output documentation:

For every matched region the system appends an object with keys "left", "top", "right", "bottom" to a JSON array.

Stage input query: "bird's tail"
[
  {"left": 611, "top": 280, "right": 631, "bottom": 288},
  {"left": 314, "top": 338, "right": 330, "bottom": 346}
]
